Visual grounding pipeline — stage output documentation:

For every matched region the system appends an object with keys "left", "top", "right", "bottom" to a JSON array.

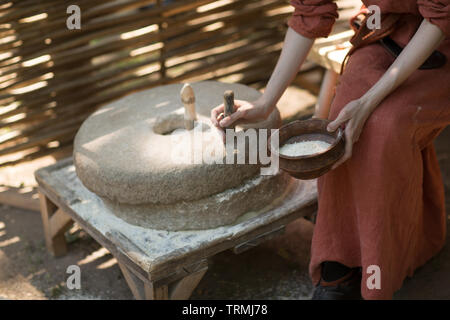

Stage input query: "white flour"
[{"left": 279, "top": 140, "right": 331, "bottom": 157}]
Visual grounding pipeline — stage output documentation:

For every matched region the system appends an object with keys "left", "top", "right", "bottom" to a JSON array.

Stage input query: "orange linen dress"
[{"left": 288, "top": 0, "right": 450, "bottom": 299}]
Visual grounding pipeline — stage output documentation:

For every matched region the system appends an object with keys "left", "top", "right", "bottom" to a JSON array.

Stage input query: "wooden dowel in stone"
[{"left": 180, "top": 83, "right": 197, "bottom": 130}]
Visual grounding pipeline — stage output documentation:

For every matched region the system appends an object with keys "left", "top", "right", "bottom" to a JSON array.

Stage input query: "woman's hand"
[
  {"left": 326, "top": 19, "right": 445, "bottom": 171},
  {"left": 326, "top": 98, "right": 375, "bottom": 169},
  {"left": 210, "top": 99, "right": 269, "bottom": 138},
  {"left": 209, "top": 27, "right": 315, "bottom": 139}
]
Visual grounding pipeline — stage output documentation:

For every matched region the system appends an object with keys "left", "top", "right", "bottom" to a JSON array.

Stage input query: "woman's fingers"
[
  {"left": 354, "top": 126, "right": 363, "bottom": 142},
  {"left": 327, "top": 109, "right": 350, "bottom": 132},
  {"left": 327, "top": 99, "right": 374, "bottom": 170},
  {"left": 332, "top": 125, "right": 354, "bottom": 170},
  {"left": 210, "top": 104, "right": 224, "bottom": 127},
  {"left": 327, "top": 103, "right": 355, "bottom": 132},
  {"left": 214, "top": 126, "right": 226, "bottom": 143},
  {"left": 219, "top": 108, "right": 246, "bottom": 127},
  {"left": 354, "top": 114, "right": 369, "bottom": 142}
]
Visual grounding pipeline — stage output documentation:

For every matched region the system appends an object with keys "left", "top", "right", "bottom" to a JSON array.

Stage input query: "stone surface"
[
  {"left": 74, "top": 81, "right": 281, "bottom": 205},
  {"left": 73, "top": 81, "right": 290, "bottom": 230},
  {"left": 103, "top": 172, "right": 295, "bottom": 231}
]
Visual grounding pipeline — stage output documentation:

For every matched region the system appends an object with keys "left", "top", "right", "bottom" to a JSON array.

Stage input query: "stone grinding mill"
[{"left": 73, "top": 81, "right": 300, "bottom": 231}]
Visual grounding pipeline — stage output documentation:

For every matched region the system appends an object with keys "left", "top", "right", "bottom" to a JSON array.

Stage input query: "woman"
[{"left": 211, "top": 0, "right": 450, "bottom": 299}]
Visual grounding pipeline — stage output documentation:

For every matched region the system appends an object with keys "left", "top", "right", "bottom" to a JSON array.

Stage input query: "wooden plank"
[
  {"left": 144, "top": 283, "right": 169, "bottom": 300},
  {"left": 151, "top": 260, "right": 209, "bottom": 287},
  {"left": 49, "top": 208, "right": 73, "bottom": 238},
  {"left": 38, "top": 190, "right": 68, "bottom": 256},
  {"left": 38, "top": 189, "right": 57, "bottom": 249},
  {"left": 307, "top": 30, "right": 353, "bottom": 74},
  {"left": 35, "top": 162, "right": 152, "bottom": 282},
  {"left": 0, "top": 185, "right": 40, "bottom": 212},
  {"left": 233, "top": 225, "right": 286, "bottom": 254},
  {"left": 147, "top": 201, "right": 317, "bottom": 279},
  {"left": 314, "top": 69, "right": 339, "bottom": 119},
  {"left": 118, "top": 262, "right": 144, "bottom": 300},
  {"left": 169, "top": 267, "right": 208, "bottom": 300}
]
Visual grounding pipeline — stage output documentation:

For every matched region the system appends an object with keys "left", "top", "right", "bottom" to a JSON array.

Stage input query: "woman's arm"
[
  {"left": 211, "top": 27, "right": 314, "bottom": 129},
  {"left": 328, "top": 19, "right": 445, "bottom": 169},
  {"left": 359, "top": 19, "right": 445, "bottom": 111},
  {"left": 258, "top": 27, "right": 314, "bottom": 117}
]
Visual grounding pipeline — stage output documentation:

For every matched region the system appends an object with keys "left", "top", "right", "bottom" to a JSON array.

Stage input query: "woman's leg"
[{"left": 310, "top": 43, "right": 449, "bottom": 300}]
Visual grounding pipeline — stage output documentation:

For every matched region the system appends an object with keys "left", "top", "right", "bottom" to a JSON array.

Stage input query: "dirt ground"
[{"left": 0, "top": 86, "right": 449, "bottom": 300}]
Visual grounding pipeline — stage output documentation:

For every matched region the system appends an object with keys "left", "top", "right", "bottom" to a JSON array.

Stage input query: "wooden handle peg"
[
  {"left": 223, "top": 90, "right": 235, "bottom": 118},
  {"left": 181, "top": 83, "right": 197, "bottom": 130}
]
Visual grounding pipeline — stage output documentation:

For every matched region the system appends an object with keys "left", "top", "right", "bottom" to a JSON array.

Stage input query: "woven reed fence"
[
  {"left": 0, "top": 0, "right": 304, "bottom": 166},
  {"left": 0, "top": 0, "right": 358, "bottom": 168}
]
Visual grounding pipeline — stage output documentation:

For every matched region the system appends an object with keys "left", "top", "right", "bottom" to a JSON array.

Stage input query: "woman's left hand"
[
  {"left": 324, "top": 19, "right": 446, "bottom": 171},
  {"left": 326, "top": 98, "right": 375, "bottom": 170}
]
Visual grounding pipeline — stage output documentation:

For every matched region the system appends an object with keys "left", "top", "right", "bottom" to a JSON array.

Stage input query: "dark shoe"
[{"left": 311, "top": 268, "right": 363, "bottom": 300}]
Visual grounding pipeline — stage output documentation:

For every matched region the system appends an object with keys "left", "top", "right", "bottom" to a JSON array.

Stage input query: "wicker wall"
[{"left": 0, "top": 0, "right": 294, "bottom": 166}]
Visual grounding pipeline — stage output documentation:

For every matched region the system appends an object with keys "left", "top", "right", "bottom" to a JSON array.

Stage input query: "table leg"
[
  {"left": 38, "top": 190, "right": 73, "bottom": 257},
  {"left": 118, "top": 262, "right": 149, "bottom": 300},
  {"left": 314, "top": 69, "right": 339, "bottom": 119},
  {"left": 145, "top": 283, "right": 169, "bottom": 300},
  {"left": 118, "top": 261, "right": 207, "bottom": 300},
  {"left": 168, "top": 267, "right": 208, "bottom": 300},
  {"left": 118, "top": 262, "right": 169, "bottom": 300}
]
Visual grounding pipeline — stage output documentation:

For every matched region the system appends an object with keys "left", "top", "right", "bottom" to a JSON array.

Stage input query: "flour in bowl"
[{"left": 279, "top": 140, "right": 331, "bottom": 157}]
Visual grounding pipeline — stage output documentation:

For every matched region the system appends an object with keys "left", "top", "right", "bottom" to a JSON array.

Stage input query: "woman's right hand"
[{"left": 210, "top": 99, "right": 269, "bottom": 138}]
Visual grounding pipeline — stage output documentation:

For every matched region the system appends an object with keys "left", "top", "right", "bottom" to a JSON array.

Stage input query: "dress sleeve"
[
  {"left": 417, "top": 0, "right": 450, "bottom": 37},
  {"left": 287, "top": 0, "right": 339, "bottom": 39}
]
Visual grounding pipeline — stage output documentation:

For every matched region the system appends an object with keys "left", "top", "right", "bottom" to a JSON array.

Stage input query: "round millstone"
[{"left": 74, "top": 81, "right": 292, "bottom": 230}]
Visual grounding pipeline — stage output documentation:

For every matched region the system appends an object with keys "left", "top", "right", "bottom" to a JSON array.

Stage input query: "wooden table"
[
  {"left": 308, "top": 30, "right": 353, "bottom": 119},
  {"left": 307, "top": 0, "right": 359, "bottom": 119},
  {"left": 35, "top": 158, "right": 317, "bottom": 300}
]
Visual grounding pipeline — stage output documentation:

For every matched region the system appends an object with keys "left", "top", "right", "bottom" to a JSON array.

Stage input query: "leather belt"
[
  {"left": 379, "top": 35, "right": 447, "bottom": 70},
  {"left": 341, "top": 6, "right": 447, "bottom": 73}
]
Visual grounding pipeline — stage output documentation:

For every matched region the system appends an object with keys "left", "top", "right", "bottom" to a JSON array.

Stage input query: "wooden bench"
[
  {"left": 309, "top": 30, "right": 353, "bottom": 119},
  {"left": 35, "top": 158, "right": 317, "bottom": 300},
  {"left": 307, "top": 0, "right": 360, "bottom": 118}
]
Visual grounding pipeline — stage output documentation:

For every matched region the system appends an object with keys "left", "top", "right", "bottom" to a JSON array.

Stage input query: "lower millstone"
[{"left": 102, "top": 172, "right": 294, "bottom": 231}]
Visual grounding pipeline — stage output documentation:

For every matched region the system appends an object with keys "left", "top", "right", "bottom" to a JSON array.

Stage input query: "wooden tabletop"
[{"left": 35, "top": 158, "right": 317, "bottom": 281}]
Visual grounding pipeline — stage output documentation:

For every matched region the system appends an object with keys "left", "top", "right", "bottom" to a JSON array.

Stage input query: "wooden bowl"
[{"left": 268, "top": 119, "right": 345, "bottom": 180}]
